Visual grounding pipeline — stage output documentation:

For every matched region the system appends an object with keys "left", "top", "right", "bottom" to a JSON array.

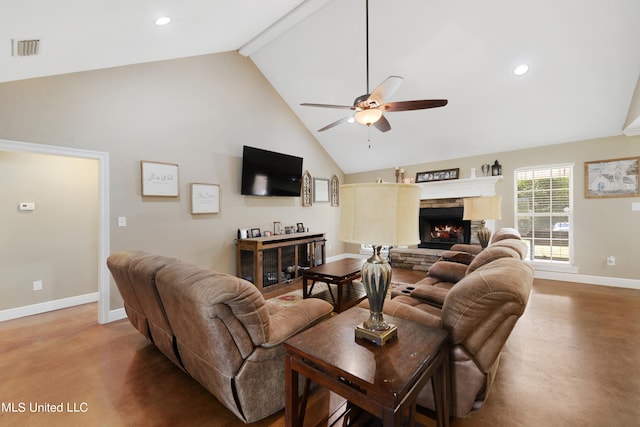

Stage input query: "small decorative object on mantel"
[
  {"left": 330, "top": 175, "right": 340, "bottom": 206},
  {"left": 470, "top": 168, "right": 477, "bottom": 179},
  {"left": 395, "top": 167, "right": 400, "bottom": 183},
  {"left": 491, "top": 160, "right": 502, "bottom": 176},
  {"left": 302, "top": 170, "right": 312, "bottom": 207},
  {"left": 415, "top": 168, "right": 460, "bottom": 183},
  {"left": 296, "top": 222, "right": 305, "bottom": 232},
  {"left": 481, "top": 163, "right": 491, "bottom": 176},
  {"left": 250, "top": 228, "right": 261, "bottom": 238}
]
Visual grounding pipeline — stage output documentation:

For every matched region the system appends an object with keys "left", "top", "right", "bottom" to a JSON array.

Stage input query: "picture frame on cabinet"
[{"left": 250, "top": 228, "right": 261, "bottom": 238}]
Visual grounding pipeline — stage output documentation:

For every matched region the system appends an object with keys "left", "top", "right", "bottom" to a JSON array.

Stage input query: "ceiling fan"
[{"left": 301, "top": 0, "right": 448, "bottom": 133}]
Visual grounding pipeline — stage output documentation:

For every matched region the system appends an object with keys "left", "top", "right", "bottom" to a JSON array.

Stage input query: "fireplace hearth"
[{"left": 419, "top": 206, "right": 471, "bottom": 250}]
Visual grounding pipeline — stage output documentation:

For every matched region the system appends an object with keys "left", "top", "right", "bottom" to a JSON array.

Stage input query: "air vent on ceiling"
[{"left": 12, "top": 39, "right": 40, "bottom": 57}]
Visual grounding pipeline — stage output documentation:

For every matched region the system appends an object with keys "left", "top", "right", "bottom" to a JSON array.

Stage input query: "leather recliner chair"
[{"left": 365, "top": 256, "right": 534, "bottom": 418}]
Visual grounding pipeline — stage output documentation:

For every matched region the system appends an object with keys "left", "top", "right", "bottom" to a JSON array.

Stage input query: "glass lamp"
[
  {"left": 354, "top": 108, "right": 383, "bottom": 126},
  {"left": 463, "top": 196, "right": 502, "bottom": 248},
  {"left": 340, "top": 183, "right": 421, "bottom": 345}
]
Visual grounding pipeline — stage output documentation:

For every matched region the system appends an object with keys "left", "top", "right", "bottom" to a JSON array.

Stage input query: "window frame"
[{"left": 514, "top": 163, "right": 575, "bottom": 269}]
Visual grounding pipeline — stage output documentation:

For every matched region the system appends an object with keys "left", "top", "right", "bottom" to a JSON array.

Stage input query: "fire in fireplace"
[{"left": 419, "top": 206, "right": 471, "bottom": 249}]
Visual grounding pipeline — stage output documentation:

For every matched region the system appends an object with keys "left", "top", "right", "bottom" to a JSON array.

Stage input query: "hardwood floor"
[{"left": 1, "top": 278, "right": 639, "bottom": 426}]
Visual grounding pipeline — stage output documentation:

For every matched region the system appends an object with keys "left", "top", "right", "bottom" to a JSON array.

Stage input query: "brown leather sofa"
[
  {"left": 392, "top": 228, "right": 529, "bottom": 308},
  {"left": 363, "top": 229, "right": 534, "bottom": 418},
  {"left": 107, "top": 251, "right": 333, "bottom": 423}
]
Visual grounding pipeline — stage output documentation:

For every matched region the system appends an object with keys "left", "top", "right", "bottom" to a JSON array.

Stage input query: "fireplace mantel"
[{"left": 418, "top": 175, "right": 502, "bottom": 200}]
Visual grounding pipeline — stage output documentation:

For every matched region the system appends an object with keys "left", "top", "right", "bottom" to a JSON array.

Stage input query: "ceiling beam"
[{"left": 238, "top": 0, "right": 333, "bottom": 57}]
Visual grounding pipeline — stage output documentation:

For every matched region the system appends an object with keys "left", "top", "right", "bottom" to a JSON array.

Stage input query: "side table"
[{"left": 285, "top": 307, "right": 449, "bottom": 427}]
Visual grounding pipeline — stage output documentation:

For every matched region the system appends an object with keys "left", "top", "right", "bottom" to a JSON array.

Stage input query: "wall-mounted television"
[{"left": 241, "top": 145, "right": 303, "bottom": 197}]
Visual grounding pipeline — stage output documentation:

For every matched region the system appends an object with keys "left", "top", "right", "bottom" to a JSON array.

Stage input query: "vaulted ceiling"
[{"left": 3, "top": 0, "right": 640, "bottom": 173}]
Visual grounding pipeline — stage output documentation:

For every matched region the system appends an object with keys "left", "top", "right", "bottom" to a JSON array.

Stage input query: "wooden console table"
[
  {"left": 285, "top": 307, "right": 450, "bottom": 427},
  {"left": 236, "top": 232, "right": 326, "bottom": 293}
]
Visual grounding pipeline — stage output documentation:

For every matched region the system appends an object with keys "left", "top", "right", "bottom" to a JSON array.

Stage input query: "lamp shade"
[
  {"left": 463, "top": 196, "right": 502, "bottom": 220},
  {"left": 340, "top": 183, "right": 421, "bottom": 246},
  {"left": 355, "top": 109, "right": 383, "bottom": 126}
]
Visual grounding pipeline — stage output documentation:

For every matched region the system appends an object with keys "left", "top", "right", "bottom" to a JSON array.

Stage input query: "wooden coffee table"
[
  {"left": 302, "top": 258, "right": 365, "bottom": 313},
  {"left": 285, "top": 307, "right": 449, "bottom": 427}
]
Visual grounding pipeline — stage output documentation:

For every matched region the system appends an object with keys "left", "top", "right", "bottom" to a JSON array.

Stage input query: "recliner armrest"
[{"left": 263, "top": 299, "right": 333, "bottom": 347}]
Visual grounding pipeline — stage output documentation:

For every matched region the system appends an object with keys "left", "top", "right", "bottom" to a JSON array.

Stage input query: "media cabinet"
[{"left": 236, "top": 232, "right": 326, "bottom": 293}]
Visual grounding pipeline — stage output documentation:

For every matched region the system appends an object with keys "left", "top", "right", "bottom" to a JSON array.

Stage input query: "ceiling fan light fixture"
[{"left": 355, "top": 109, "right": 382, "bottom": 126}]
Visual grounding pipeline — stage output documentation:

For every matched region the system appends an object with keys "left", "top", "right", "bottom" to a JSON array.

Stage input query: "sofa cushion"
[
  {"left": 465, "top": 245, "right": 521, "bottom": 275},
  {"left": 490, "top": 238, "right": 529, "bottom": 259}
]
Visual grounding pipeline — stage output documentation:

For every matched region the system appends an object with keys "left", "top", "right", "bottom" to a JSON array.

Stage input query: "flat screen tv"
[{"left": 241, "top": 145, "right": 303, "bottom": 197}]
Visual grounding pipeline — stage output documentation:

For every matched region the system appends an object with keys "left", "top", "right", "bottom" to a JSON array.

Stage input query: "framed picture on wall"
[
  {"left": 190, "top": 183, "right": 220, "bottom": 214},
  {"left": 141, "top": 161, "right": 179, "bottom": 196},
  {"left": 313, "top": 178, "right": 330, "bottom": 203},
  {"left": 585, "top": 157, "right": 640, "bottom": 198}
]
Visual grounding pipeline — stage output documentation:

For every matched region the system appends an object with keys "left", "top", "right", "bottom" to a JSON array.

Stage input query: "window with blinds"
[{"left": 515, "top": 164, "right": 573, "bottom": 263}]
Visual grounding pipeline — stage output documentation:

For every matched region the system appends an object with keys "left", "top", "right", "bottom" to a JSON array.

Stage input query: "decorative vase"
[{"left": 481, "top": 164, "right": 490, "bottom": 176}]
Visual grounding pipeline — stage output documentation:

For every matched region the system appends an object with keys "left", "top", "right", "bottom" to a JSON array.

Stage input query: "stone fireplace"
[
  {"left": 419, "top": 204, "right": 470, "bottom": 250},
  {"left": 390, "top": 175, "right": 501, "bottom": 271}
]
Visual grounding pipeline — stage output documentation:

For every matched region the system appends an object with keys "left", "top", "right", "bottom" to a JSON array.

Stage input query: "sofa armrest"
[
  {"left": 263, "top": 298, "right": 333, "bottom": 347},
  {"left": 427, "top": 260, "right": 468, "bottom": 282},
  {"left": 411, "top": 285, "right": 450, "bottom": 308},
  {"left": 359, "top": 297, "right": 442, "bottom": 328}
]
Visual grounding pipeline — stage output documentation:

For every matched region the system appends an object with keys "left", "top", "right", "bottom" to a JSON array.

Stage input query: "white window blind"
[{"left": 515, "top": 164, "right": 573, "bottom": 263}]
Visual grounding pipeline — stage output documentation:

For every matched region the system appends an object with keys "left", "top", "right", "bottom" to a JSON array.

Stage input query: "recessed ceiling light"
[
  {"left": 513, "top": 64, "right": 529, "bottom": 76},
  {"left": 155, "top": 16, "right": 171, "bottom": 26},
  {"left": 347, "top": 117, "right": 355, "bottom": 124}
]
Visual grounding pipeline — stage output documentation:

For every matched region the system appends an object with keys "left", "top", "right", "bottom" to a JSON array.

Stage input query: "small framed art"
[
  {"left": 415, "top": 168, "right": 459, "bottom": 183},
  {"left": 314, "top": 178, "right": 330, "bottom": 203},
  {"left": 190, "top": 183, "right": 220, "bottom": 214},
  {"left": 141, "top": 161, "right": 179, "bottom": 196}
]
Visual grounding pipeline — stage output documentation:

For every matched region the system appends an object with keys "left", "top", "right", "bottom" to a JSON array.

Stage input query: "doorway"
[{"left": 0, "top": 138, "right": 110, "bottom": 324}]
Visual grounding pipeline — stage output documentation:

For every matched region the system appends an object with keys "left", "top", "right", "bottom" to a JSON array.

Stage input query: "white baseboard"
[
  {"left": 534, "top": 270, "right": 640, "bottom": 290},
  {"left": 0, "top": 292, "right": 99, "bottom": 322},
  {"left": 108, "top": 308, "right": 127, "bottom": 322}
]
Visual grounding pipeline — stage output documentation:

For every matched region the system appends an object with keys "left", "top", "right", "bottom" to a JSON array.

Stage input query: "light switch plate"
[
  {"left": 117, "top": 217, "right": 127, "bottom": 227},
  {"left": 632, "top": 202, "right": 640, "bottom": 211}
]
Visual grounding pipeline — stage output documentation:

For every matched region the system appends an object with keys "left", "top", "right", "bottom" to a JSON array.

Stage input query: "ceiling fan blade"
[
  {"left": 369, "top": 76, "right": 404, "bottom": 105},
  {"left": 318, "top": 116, "right": 352, "bottom": 132},
  {"left": 383, "top": 99, "right": 448, "bottom": 112},
  {"left": 301, "top": 103, "right": 354, "bottom": 110},
  {"left": 373, "top": 114, "right": 391, "bottom": 132}
]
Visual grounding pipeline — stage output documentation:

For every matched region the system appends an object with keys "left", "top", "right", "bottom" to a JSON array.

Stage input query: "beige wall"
[
  {"left": 0, "top": 52, "right": 345, "bottom": 312},
  {"left": 346, "top": 135, "right": 640, "bottom": 281},
  {"left": 0, "top": 152, "right": 98, "bottom": 310}
]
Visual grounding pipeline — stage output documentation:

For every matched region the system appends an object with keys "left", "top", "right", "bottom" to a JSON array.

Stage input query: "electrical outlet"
[
  {"left": 117, "top": 216, "right": 127, "bottom": 227},
  {"left": 33, "top": 280, "right": 43, "bottom": 291},
  {"left": 607, "top": 256, "right": 615, "bottom": 266}
]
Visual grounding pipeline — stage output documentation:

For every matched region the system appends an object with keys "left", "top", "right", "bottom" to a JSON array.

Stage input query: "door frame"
[{"left": 0, "top": 138, "right": 111, "bottom": 324}]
